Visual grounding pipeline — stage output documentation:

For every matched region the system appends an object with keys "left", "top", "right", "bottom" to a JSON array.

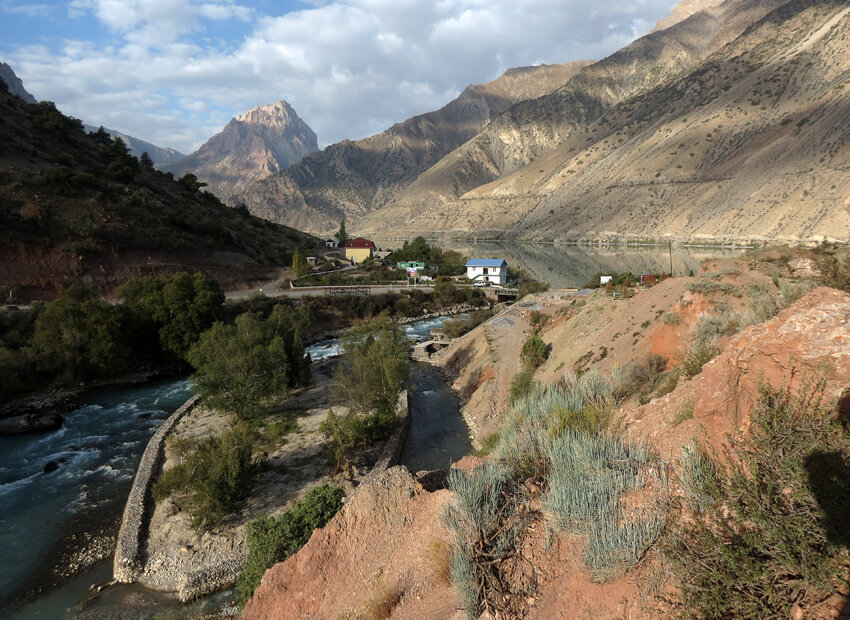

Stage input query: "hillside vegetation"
[{"left": 0, "top": 83, "right": 316, "bottom": 301}]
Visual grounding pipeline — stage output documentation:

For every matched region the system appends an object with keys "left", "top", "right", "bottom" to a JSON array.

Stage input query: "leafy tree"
[
  {"left": 178, "top": 173, "right": 206, "bottom": 192},
  {"left": 433, "top": 276, "right": 457, "bottom": 304},
  {"left": 119, "top": 271, "right": 225, "bottom": 359},
  {"left": 235, "top": 485, "right": 343, "bottom": 606},
  {"left": 292, "top": 248, "right": 309, "bottom": 278},
  {"left": 187, "top": 308, "right": 311, "bottom": 420},
  {"left": 334, "top": 219, "right": 349, "bottom": 245},
  {"left": 334, "top": 317, "right": 410, "bottom": 416},
  {"left": 28, "top": 284, "right": 126, "bottom": 381},
  {"left": 139, "top": 151, "right": 154, "bottom": 169}
]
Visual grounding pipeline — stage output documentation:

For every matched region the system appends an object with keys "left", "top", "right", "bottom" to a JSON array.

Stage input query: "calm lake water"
[{"left": 375, "top": 240, "right": 749, "bottom": 288}]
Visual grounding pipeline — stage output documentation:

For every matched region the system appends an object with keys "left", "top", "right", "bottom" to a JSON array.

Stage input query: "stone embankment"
[{"left": 113, "top": 395, "right": 199, "bottom": 584}]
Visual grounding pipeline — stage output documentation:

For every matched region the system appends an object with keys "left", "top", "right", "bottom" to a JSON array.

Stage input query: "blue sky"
[{"left": 1, "top": 0, "right": 680, "bottom": 153}]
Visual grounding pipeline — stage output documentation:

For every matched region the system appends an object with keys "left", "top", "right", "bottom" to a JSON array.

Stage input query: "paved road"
[{"left": 225, "top": 283, "right": 437, "bottom": 300}]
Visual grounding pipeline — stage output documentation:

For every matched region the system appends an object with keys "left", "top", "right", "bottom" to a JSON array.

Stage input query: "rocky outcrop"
[
  {"left": 623, "top": 286, "right": 850, "bottom": 458},
  {"left": 168, "top": 101, "right": 318, "bottom": 202},
  {"left": 0, "top": 61, "right": 37, "bottom": 103},
  {"left": 243, "top": 466, "right": 460, "bottom": 620},
  {"left": 0, "top": 412, "right": 62, "bottom": 435}
]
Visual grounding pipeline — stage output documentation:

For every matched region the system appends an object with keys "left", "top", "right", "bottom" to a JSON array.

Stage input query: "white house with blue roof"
[{"left": 466, "top": 258, "right": 508, "bottom": 285}]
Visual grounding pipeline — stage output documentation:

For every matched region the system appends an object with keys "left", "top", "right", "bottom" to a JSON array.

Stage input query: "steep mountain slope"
[
  {"left": 0, "top": 84, "right": 317, "bottom": 300},
  {"left": 1, "top": 62, "right": 184, "bottom": 165},
  {"left": 0, "top": 62, "right": 36, "bottom": 104},
  {"left": 168, "top": 101, "right": 318, "bottom": 202},
  {"left": 361, "top": 0, "right": 850, "bottom": 242},
  {"left": 81, "top": 123, "right": 184, "bottom": 165},
  {"left": 233, "top": 62, "right": 593, "bottom": 233}
]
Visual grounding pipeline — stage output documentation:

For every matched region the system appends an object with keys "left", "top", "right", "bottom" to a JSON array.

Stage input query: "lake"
[{"left": 374, "top": 240, "right": 749, "bottom": 289}]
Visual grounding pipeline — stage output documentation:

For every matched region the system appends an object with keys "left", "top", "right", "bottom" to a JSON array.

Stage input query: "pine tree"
[
  {"left": 140, "top": 151, "right": 154, "bottom": 168},
  {"left": 334, "top": 220, "right": 349, "bottom": 245}
]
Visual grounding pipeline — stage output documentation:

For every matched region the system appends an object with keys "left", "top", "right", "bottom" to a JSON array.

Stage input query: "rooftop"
[{"left": 466, "top": 258, "right": 507, "bottom": 268}]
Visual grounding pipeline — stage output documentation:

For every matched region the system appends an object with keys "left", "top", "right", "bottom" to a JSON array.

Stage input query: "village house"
[
  {"left": 324, "top": 239, "right": 338, "bottom": 248},
  {"left": 344, "top": 237, "right": 376, "bottom": 264},
  {"left": 466, "top": 258, "right": 508, "bottom": 285}
]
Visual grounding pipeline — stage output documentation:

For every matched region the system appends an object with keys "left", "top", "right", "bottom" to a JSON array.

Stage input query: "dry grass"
[
  {"left": 363, "top": 580, "right": 402, "bottom": 620},
  {"left": 426, "top": 539, "right": 452, "bottom": 584}
]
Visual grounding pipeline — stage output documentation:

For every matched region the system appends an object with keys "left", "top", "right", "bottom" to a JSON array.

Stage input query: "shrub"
[
  {"left": 444, "top": 463, "right": 532, "bottom": 619},
  {"left": 666, "top": 377, "right": 850, "bottom": 618},
  {"left": 529, "top": 310, "right": 549, "bottom": 333},
  {"left": 520, "top": 334, "right": 548, "bottom": 368},
  {"left": 680, "top": 338, "right": 720, "bottom": 379},
  {"left": 497, "top": 372, "right": 617, "bottom": 478},
  {"left": 320, "top": 406, "right": 400, "bottom": 470},
  {"left": 235, "top": 484, "right": 343, "bottom": 606},
  {"left": 543, "top": 430, "right": 667, "bottom": 581},
  {"left": 153, "top": 423, "right": 261, "bottom": 531},
  {"left": 816, "top": 252, "right": 850, "bottom": 292},
  {"left": 662, "top": 312, "right": 680, "bottom": 325},
  {"left": 517, "top": 280, "right": 549, "bottom": 300},
  {"left": 693, "top": 310, "right": 745, "bottom": 341},
  {"left": 508, "top": 366, "right": 537, "bottom": 405},
  {"left": 615, "top": 353, "right": 667, "bottom": 401},
  {"left": 686, "top": 279, "right": 740, "bottom": 296}
]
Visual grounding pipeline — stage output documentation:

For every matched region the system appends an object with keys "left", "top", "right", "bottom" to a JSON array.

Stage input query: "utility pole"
[{"left": 669, "top": 240, "right": 673, "bottom": 277}]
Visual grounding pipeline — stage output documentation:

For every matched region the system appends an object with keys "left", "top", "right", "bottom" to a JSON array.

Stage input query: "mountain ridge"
[{"left": 232, "top": 61, "right": 594, "bottom": 232}]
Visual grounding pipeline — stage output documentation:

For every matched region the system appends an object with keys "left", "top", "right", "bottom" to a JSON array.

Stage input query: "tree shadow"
[{"left": 804, "top": 449, "right": 850, "bottom": 618}]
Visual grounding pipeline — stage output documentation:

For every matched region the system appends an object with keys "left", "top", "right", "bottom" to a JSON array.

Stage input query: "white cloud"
[{"left": 10, "top": 0, "right": 679, "bottom": 153}]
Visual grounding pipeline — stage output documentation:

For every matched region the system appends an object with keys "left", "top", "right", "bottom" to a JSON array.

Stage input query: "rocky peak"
[
  {"left": 167, "top": 99, "right": 318, "bottom": 202},
  {"left": 0, "top": 61, "right": 37, "bottom": 104}
]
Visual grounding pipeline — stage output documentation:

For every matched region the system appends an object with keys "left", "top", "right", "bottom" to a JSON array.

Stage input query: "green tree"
[
  {"left": 334, "top": 219, "right": 349, "bottom": 245},
  {"left": 520, "top": 334, "right": 548, "bottom": 369},
  {"left": 187, "top": 308, "right": 311, "bottom": 420},
  {"left": 119, "top": 271, "right": 225, "bottom": 359},
  {"left": 178, "top": 173, "right": 206, "bottom": 192},
  {"left": 334, "top": 317, "right": 410, "bottom": 416},
  {"left": 292, "top": 248, "right": 309, "bottom": 278},
  {"left": 90, "top": 125, "right": 112, "bottom": 144},
  {"left": 139, "top": 151, "right": 154, "bottom": 169},
  {"left": 28, "top": 284, "right": 125, "bottom": 381}
]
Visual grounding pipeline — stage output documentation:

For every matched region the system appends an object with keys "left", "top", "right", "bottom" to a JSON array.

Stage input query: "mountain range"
[{"left": 223, "top": 0, "right": 850, "bottom": 244}]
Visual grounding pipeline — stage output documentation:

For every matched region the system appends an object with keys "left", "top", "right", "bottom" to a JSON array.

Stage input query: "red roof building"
[{"left": 344, "top": 238, "right": 376, "bottom": 249}]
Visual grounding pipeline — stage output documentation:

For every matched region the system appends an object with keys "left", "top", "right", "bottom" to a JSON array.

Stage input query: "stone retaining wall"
[
  {"left": 364, "top": 389, "right": 411, "bottom": 483},
  {"left": 113, "top": 395, "right": 199, "bottom": 583}
]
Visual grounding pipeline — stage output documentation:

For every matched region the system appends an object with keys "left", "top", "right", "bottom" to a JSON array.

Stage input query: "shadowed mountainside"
[{"left": 0, "top": 84, "right": 317, "bottom": 300}]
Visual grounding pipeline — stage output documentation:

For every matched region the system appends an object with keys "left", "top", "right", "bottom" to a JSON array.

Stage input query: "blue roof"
[{"left": 466, "top": 258, "right": 507, "bottom": 267}]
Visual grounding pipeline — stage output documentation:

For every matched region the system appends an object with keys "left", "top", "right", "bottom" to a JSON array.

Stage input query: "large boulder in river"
[{"left": 0, "top": 412, "right": 63, "bottom": 435}]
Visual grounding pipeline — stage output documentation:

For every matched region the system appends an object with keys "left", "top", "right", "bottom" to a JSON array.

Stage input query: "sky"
[{"left": 1, "top": 0, "right": 680, "bottom": 154}]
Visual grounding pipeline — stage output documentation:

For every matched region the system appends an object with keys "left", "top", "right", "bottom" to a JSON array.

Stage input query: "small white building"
[
  {"left": 466, "top": 258, "right": 508, "bottom": 285},
  {"left": 324, "top": 239, "right": 338, "bottom": 248}
]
